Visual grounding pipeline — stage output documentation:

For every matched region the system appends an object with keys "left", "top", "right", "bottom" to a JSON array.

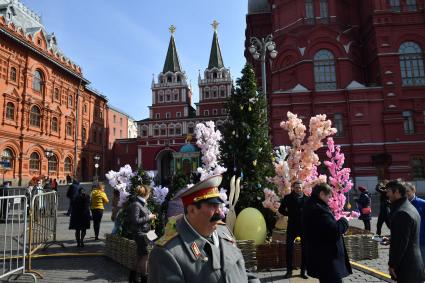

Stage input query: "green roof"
[
  {"left": 208, "top": 30, "right": 224, "bottom": 69},
  {"left": 163, "top": 35, "right": 182, "bottom": 73}
]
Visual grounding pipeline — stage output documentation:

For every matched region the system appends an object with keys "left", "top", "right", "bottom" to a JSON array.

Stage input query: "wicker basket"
[
  {"left": 105, "top": 233, "right": 138, "bottom": 270},
  {"left": 343, "top": 227, "right": 378, "bottom": 260},
  {"left": 256, "top": 241, "right": 301, "bottom": 270},
  {"left": 236, "top": 240, "right": 257, "bottom": 271}
]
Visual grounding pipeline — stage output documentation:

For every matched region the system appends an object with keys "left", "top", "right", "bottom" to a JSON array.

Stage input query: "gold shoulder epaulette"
[
  {"left": 155, "top": 215, "right": 181, "bottom": 247},
  {"left": 156, "top": 229, "right": 179, "bottom": 246}
]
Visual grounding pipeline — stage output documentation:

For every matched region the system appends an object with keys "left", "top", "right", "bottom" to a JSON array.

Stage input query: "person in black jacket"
[
  {"left": 383, "top": 180, "right": 424, "bottom": 282},
  {"left": 66, "top": 179, "right": 80, "bottom": 216},
  {"left": 69, "top": 187, "right": 91, "bottom": 247},
  {"left": 279, "top": 180, "right": 309, "bottom": 279},
  {"left": 355, "top": 186, "right": 371, "bottom": 231},
  {"left": 128, "top": 185, "right": 156, "bottom": 283},
  {"left": 302, "top": 183, "right": 352, "bottom": 283},
  {"left": 375, "top": 180, "right": 390, "bottom": 236}
]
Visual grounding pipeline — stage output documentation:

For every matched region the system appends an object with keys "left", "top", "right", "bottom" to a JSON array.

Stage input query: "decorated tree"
[{"left": 219, "top": 63, "right": 275, "bottom": 231}]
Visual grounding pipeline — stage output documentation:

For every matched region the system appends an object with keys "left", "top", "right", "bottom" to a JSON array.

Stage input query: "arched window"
[
  {"left": 403, "top": 110, "right": 415, "bottom": 134},
  {"left": 29, "top": 152, "right": 40, "bottom": 171},
  {"left": 390, "top": 0, "right": 401, "bottom": 12},
  {"left": 66, "top": 122, "right": 72, "bottom": 136},
  {"left": 51, "top": 117, "right": 58, "bottom": 132},
  {"left": 399, "top": 42, "right": 425, "bottom": 86},
  {"left": 30, "top": 106, "right": 41, "bottom": 127},
  {"left": 153, "top": 125, "right": 160, "bottom": 136},
  {"left": 32, "top": 70, "right": 43, "bottom": 92},
  {"left": 160, "top": 125, "right": 166, "bottom": 136},
  {"left": 68, "top": 95, "right": 73, "bottom": 107},
  {"left": 10, "top": 67, "right": 16, "bottom": 82},
  {"left": 82, "top": 128, "right": 87, "bottom": 143},
  {"left": 175, "top": 124, "right": 182, "bottom": 135},
  {"left": 64, "top": 157, "right": 72, "bottom": 173},
  {"left": 2, "top": 148, "right": 14, "bottom": 169},
  {"left": 187, "top": 123, "right": 194, "bottom": 134},
  {"left": 168, "top": 124, "right": 175, "bottom": 136},
  {"left": 54, "top": 88, "right": 60, "bottom": 100},
  {"left": 314, "top": 50, "right": 337, "bottom": 90},
  {"left": 141, "top": 126, "right": 148, "bottom": 137},
  {"left": 48, "top": 154, "right": 58, "bottom": 172},
  {"left": 6, "top": 102, "right": 14, "bottom": 120}
]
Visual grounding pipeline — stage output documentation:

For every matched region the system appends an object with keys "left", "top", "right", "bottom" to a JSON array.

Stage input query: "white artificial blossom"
[{"left": 195, "top": 121, "right": 227, "bottom": 181}]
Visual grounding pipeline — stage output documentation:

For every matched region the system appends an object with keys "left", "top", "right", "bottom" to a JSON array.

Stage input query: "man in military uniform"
[{"left": 148, "top": 175, "right": 259, "bottom": 283}]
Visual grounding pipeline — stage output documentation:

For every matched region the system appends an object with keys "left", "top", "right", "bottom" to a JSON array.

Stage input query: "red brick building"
[
  {"left": 113, "top": 25, "right": 232, "bottom": 184},
  {"left": 0, "top": 0, "right": 107, "bottom": 185},
  {"left": 246, "top": 0, "right": 425, "bottom": 188},
  {"left": 107, "top": 106, "right": 131, "bottom": 149}
]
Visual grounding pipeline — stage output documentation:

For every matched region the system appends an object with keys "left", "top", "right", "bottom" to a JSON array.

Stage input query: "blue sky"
[{"left": 21, "top": 1, "right": 248, "bottom": 120}]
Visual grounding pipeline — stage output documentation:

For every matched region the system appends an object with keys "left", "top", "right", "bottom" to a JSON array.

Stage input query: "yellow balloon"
[{"left": 234, "top": 208, "right": 267, "bottom": 245}]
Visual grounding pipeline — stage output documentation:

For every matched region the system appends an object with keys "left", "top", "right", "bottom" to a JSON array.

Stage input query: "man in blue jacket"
[{"left": 405, "top": 182, "right": 425, "bottom": 262}]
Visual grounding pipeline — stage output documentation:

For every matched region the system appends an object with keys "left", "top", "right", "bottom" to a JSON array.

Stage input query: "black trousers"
[
  {"left": 286, "top": 229, "right": 307, "bottom": 271},
  {"left": 362, "top": 219, "right": 371, "bottom": 231},
  {"left": 376, "top": 209, "right": 390, "bottom": 235},
  {"left": 91, "top": 209, "right": 103, "bottom": 238}
]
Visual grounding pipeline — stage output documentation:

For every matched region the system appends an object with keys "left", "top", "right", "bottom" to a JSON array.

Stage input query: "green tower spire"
[
  {"left": 208, "top": 20, "right": 224, "bottom": 69},
  {"left": 163, "top": 25, "right": 182, "bottom": 73}
]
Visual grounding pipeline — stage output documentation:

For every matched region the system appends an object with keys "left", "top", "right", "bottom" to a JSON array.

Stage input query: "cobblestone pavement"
[{"left": 2, "top": 184, "right": 392, "bottom": 282}]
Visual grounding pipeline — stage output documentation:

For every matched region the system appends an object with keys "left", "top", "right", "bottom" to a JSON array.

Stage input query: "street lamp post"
[
  {"left": 94, "top": 155, "right": 100, "bottom": 182},
  {"left": 248, "top": 34, "right": 278, "bottom": 123},
  {"left": 44, "top": 149, "right": 53, "bottom": 182}
]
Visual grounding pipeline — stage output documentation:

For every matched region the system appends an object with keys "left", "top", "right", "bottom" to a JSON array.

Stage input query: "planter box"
[
  {"left": 236, "top": 240, "right": 257, "bottom": 271},
  {"left": 257, "top": 226, "right": 378, "bottom": 270},
  {"left": 344, "top": 226, "right": 379, "bottom": 260},
  {"left": 256, "top": 241, "right": 301, "bottom": 270},
  {"left": 105, "top": 233, "right": 138, "bottom": 271}
]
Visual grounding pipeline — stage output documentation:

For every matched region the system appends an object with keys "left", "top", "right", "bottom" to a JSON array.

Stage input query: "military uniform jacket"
[{"left": 148, "top": 215, "right": 259, "bottom": 283}]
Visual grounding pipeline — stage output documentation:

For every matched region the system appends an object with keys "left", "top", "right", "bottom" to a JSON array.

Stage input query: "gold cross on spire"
[
  {"left": 211, "top": 20, "right": 219, "bottom": 31},
  {"left": 169, "top": 25, "right": 176, "bottom": 34}
]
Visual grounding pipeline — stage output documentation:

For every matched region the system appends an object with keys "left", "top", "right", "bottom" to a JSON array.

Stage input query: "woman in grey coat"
[{"left": 128, "top": 185, "right": 156, "bottom": 283}]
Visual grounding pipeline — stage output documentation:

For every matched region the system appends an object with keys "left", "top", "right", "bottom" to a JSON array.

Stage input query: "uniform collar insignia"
[{"left": 191, "top": 242, "right": 202, "bottom": 259}]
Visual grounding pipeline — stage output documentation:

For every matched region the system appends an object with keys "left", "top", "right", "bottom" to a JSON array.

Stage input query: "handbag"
[{"left": 361, "top": 207, "right": 371, "bottom": 215}]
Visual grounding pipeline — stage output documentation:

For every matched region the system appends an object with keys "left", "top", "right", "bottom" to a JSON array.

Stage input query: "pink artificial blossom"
[{"left": 325, "top": 137, "right": 356, "bottom": 220}]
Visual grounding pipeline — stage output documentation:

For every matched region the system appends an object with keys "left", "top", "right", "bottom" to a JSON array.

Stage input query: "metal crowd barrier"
[
  {"left": 27, "top": 191, "right": 63, "bottom": 278},
  {"left": 0, "top": 195, "right": 36, "bottom": 282}
]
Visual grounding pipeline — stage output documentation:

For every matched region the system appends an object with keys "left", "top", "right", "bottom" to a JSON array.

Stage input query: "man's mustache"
[{"left": 210, "top": 213, "right": 223, "bottom": 222}]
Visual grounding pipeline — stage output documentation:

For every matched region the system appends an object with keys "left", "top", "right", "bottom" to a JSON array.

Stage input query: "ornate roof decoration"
[
  {"left": 163, "top": 25, "right": 182, "bottom": 73},
  {"left": 0, "top": 0, "right": 81, "bottom": 73},
  {"left": 208, "top": 20, "right": 224, "bottom": 69}
]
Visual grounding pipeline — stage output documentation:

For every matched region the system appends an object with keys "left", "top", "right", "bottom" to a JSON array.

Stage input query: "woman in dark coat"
[
  {"left": 355, "top": 186, "right": 372, "bottom": 231},
  {"left": 69, "top": 187, "right": 91, "bottom": 247},
  {"left": 128, "top": 185, "right": 156, "bottom": 283},
  {"left": 302, "top": 183, "right": 352, "bottom": 283}
]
